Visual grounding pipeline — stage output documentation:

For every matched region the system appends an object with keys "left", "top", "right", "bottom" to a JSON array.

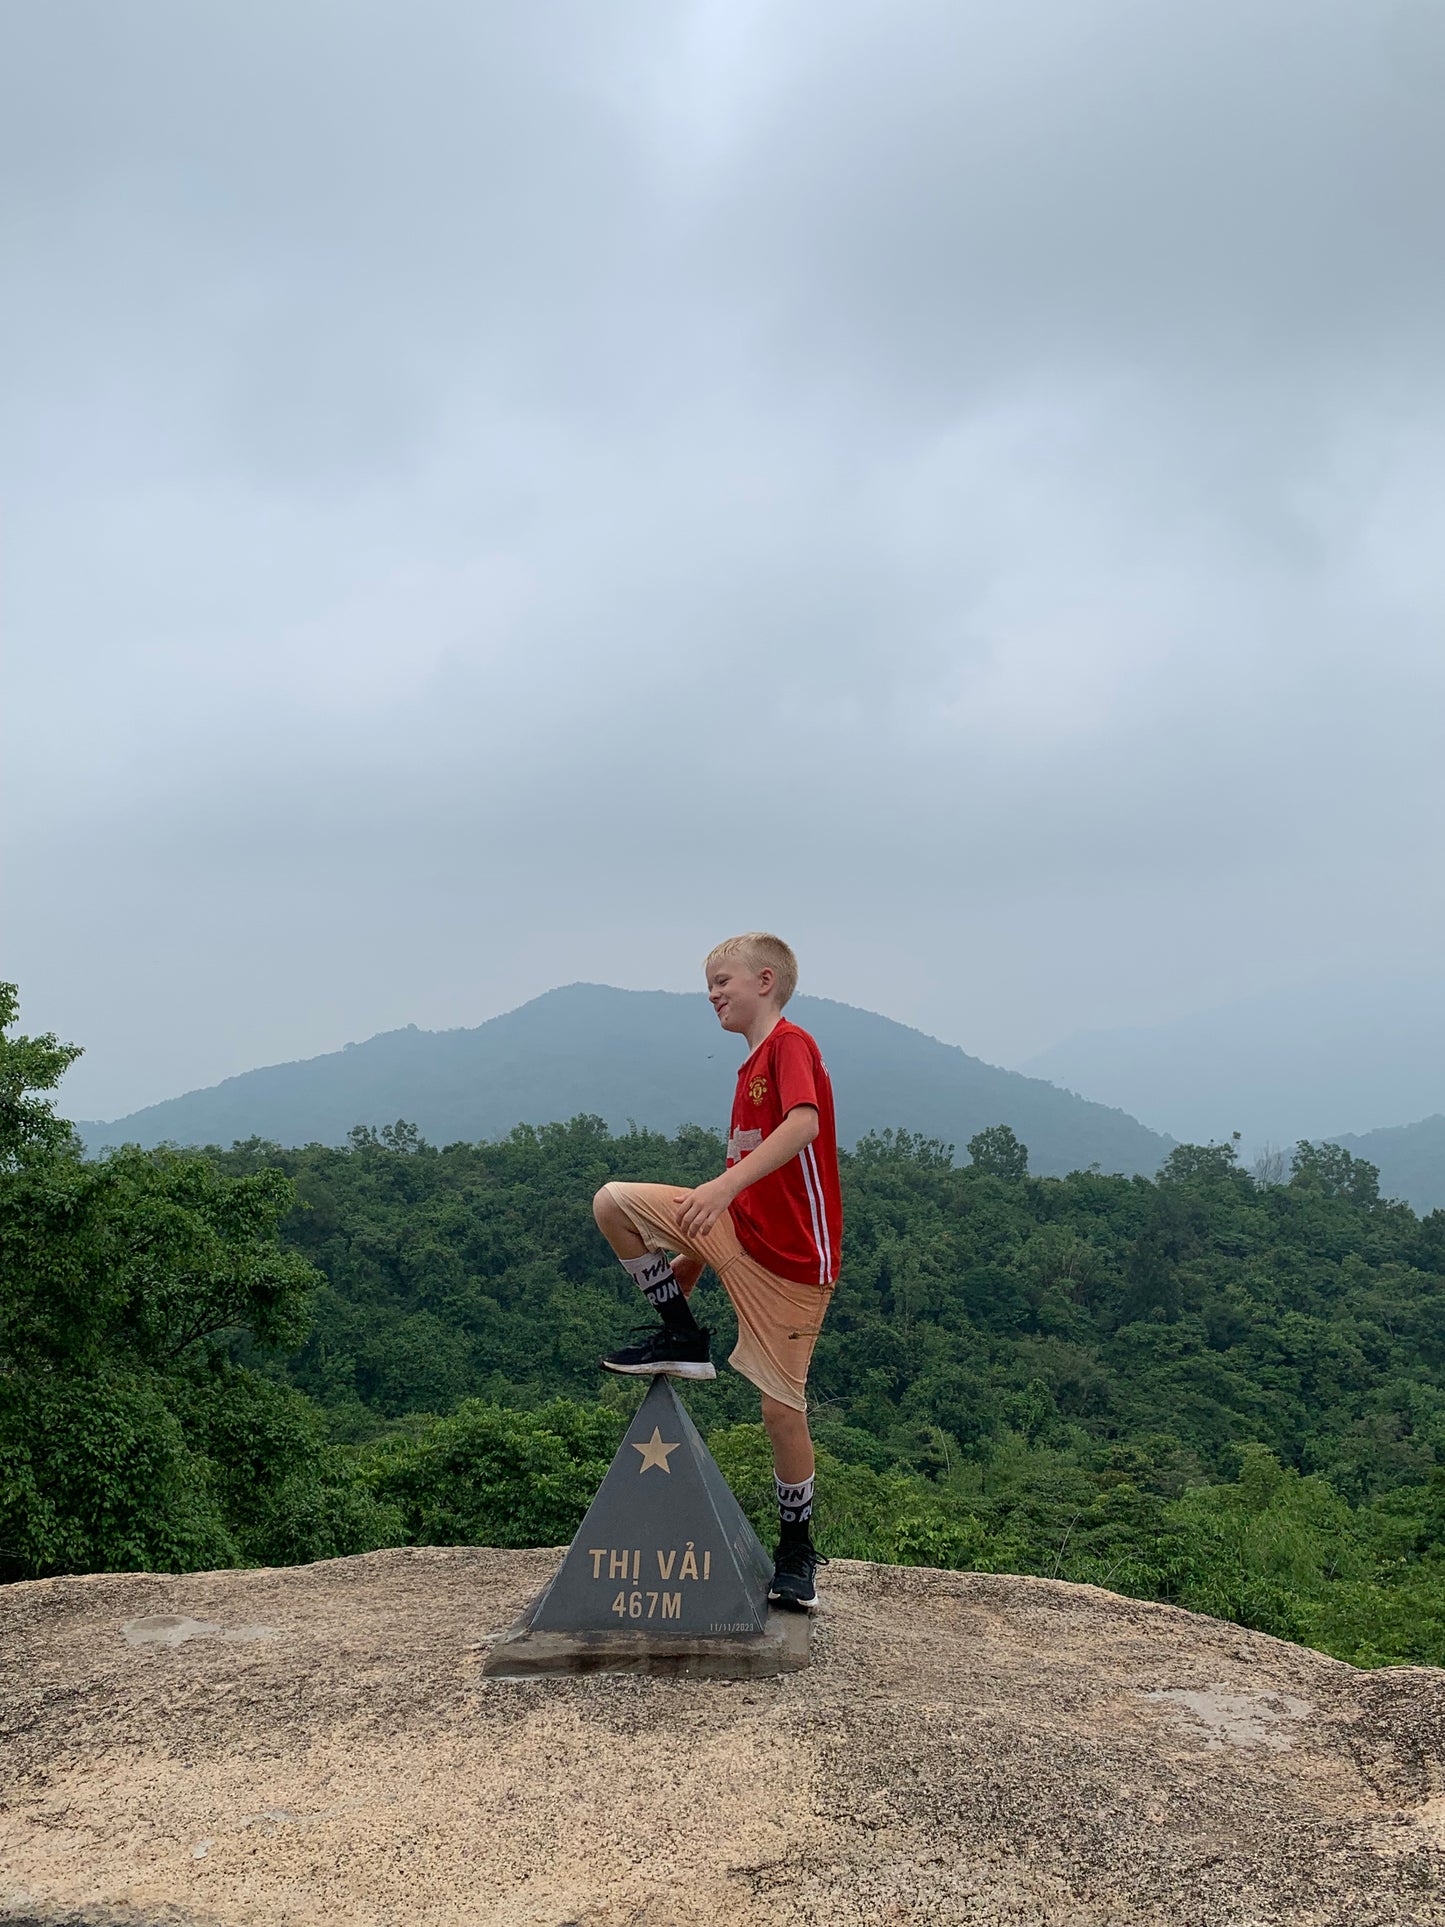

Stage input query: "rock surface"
[{"left": 2, "top": 1546, "right": 1444, "bottom": 1926}]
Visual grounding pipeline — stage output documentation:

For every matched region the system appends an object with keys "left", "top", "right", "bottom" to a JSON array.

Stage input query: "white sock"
[
  {"left": 620, "top": 1249, "right": 699, "bottom": 1334},
  {"left": 775, "top": 1472, "right": 815, "bottom": 1527},
  {"left": 622, "top": 1249, "right": 681, "bottom": 1307}
]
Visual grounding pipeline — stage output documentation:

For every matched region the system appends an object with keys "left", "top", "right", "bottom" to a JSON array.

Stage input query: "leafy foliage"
[
  {"left": 0, "top": 984, "right": 81, "bottom": 1165},
  {"left": 357, "top": 1398, "right": 622, "bottom": 1548},
  {"left": 216, "top": 1109, "right": 1445, "bottom": 1501},
  {"left": 0, "top": 986, "right": 398, "bottom": 1580},
  {"left": 967, "top": 1122, "right": 1028, "bottom": 1180}
]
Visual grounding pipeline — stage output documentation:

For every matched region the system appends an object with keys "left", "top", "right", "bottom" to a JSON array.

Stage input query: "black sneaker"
[
  {"left": 769, "top": 1539, "right": 827, "bottom": 1612},
  {"left": 600, "top": 1325, "right": 716, "bottom": 1380}
]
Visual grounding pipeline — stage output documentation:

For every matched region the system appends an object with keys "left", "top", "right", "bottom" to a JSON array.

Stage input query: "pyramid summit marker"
[
  {"left": 483, "top": 1377, "right": 810, "bottom": 1678},
  {"left": 533, "top": 1376, "right": 772, "bottom": 1636}
]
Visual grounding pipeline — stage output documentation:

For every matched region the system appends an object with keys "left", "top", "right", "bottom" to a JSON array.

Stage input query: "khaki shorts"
[{"left": 603, "top": 1181, "right": 832, "bottom": 1412}]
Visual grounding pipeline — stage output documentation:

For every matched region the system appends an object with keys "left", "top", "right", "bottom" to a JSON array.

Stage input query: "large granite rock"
[{"left": 2, "top": 1546, "right": 1443, "bottom": 1925}]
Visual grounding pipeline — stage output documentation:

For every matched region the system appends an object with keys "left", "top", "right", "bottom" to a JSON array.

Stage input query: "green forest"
[{"left": 5, "top": 984, "right": 1445, "bottom": 1669}]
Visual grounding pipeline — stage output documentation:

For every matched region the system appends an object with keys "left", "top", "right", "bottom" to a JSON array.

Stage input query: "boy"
[{"left": 592, "top": 932, "right": 842, "bottom": 1611}]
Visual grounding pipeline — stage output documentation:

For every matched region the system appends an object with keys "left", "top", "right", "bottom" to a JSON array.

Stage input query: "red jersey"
[{"left": 726, "top": 1018, "right": 843, "bottom": 1287}]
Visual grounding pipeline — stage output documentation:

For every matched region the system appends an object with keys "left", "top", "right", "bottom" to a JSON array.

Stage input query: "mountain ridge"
[
  {"left": 1024, "top": 977, "right": 1445, "bottom": 1146},
  {"left": 77, "top": 982, "right": 1173, "bottom": 1178},
  {"left": 1330, "top": 1113, "right": 1445, "bottom": 1216}
]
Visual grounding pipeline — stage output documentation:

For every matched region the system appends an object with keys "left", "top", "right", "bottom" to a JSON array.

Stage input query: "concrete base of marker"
[{"left": 482, "top": 1597, "right": 812, "bottom": 1679}]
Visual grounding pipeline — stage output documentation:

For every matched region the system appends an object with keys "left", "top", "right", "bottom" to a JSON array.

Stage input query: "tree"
[
  {"left": 0, "top": 982, "right": 80, "bottom": 1165},
  {"left": 967, "top": 1123, "right": 1028, "bottom": 1180},
  {"left": 1158, "top": 1136, "right": 1241, "bottom": 1186},
  {"left": 1251, "top": 1144, "right": 1288, "bottom": 1186},
  {"left": 1290, "top": 1141, "right": 1381, "bottom": 1208},
  {"left": 0, "top": 985, "right": 395, "bottom": 1579},
  {"left": 853, "top": 1128, "right": 955, "bottom": 1169}
]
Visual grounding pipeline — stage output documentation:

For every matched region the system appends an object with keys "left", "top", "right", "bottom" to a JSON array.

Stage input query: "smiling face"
[{"left": 706, "top": 955, "right": 777, "bottom": 1037}]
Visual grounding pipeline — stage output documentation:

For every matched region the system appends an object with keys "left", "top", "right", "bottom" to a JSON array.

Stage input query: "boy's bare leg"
[
  {"left": 761, "top": 1393, "right": 815, "bottom": 1486},
  {"left": 592, "top": 1188, "right": 711, "bottom": 1380},
  {"left": 593, "top": 1188, "right": 703, "bottom": 1293},
  {"left": 593, "top": 1186, "right": 650, "bottom": 1261}
]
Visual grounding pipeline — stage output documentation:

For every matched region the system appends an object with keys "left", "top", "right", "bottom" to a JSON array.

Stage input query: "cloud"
[{"left": 3, "top": 0, "right": 1442, "bottom": 1120}]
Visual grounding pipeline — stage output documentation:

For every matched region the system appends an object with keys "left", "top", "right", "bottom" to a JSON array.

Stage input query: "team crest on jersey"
[{"left": 748, "top": 1074, "right": 768, "bottom": 1105}]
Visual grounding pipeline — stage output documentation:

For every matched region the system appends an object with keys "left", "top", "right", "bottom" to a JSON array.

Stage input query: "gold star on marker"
[{"left": 632, "top": 1426, "right": 680, "bottom": 1474}]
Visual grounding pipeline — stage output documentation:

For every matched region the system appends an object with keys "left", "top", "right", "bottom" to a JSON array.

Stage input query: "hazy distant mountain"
[
  {"left": 1023, "top": 978, "right": 1445, "bottom": 1147},
  {"left": 77, "top": 984, "right": 1172, "bottom": 1178},
  {"left": 1330, "top": 1116, "right": 1445, "bottom": 1216}
]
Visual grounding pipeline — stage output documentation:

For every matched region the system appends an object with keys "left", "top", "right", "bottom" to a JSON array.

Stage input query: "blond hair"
[{"left": 703, "top": 931, "right": 798, "bottom": 1006}]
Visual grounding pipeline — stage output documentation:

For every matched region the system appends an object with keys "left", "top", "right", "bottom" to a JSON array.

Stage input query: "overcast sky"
[{"left": 4, "top": 0, "right": 1444, "bottom": 1122}]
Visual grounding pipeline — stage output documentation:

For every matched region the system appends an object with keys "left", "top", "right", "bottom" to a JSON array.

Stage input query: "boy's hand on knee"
[{"left": 673, "top": 1174, "right": 737, "bottom": 1241}]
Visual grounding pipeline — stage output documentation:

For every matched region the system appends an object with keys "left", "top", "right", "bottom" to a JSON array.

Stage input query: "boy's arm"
[{"left": 673, "top": 1105, "right": 819, "bottom": 1242}]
